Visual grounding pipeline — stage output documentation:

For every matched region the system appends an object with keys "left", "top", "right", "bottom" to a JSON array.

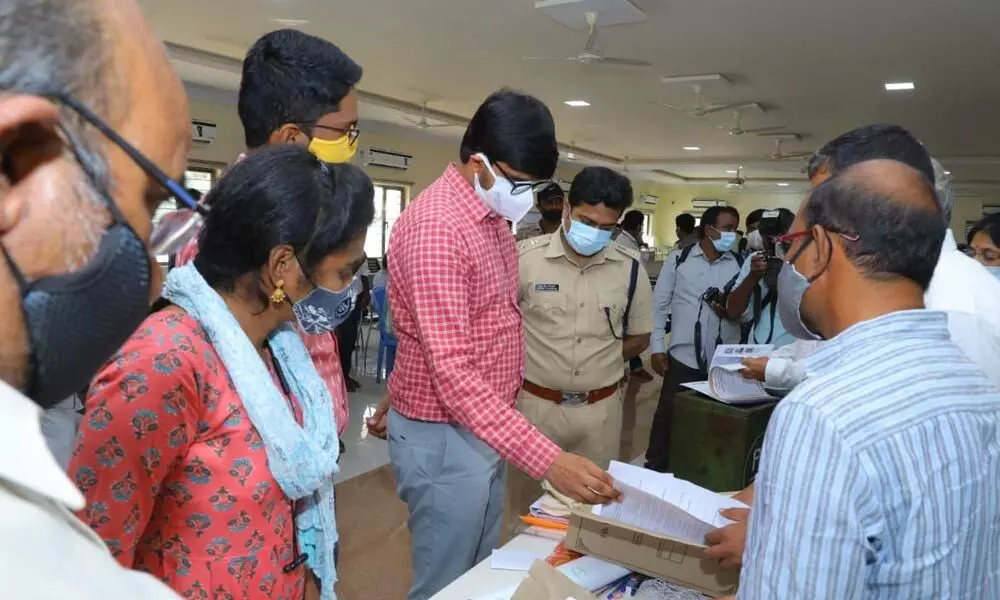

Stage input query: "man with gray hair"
[{"left": 0, "top": 0, "right": 190, "bottom": 597}]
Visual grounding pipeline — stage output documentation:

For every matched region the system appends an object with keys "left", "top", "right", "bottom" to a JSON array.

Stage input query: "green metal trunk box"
[{"left": 668, "top": 390, "right": 777, "bottom": 493}]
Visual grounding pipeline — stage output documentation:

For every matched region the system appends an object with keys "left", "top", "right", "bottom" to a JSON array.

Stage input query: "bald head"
[
  {"left": 803, "top": 159, "right": 945, "bottom": 290},
  {"left": 837, "top": 159, "right": 941, "bottom": 215}
]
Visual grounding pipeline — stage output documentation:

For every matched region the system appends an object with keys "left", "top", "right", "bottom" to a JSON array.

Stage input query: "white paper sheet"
[
  {"left": 706, "top": 344, "right": 776, "bottom": 403},
  {"left": 491, "top": 549, "right": 550, "bottom": 572},
  {"left": 597, "top": 461, "right": 749, "bottom": 546}
]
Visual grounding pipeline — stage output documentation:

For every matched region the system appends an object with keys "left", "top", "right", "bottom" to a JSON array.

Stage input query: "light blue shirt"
[
  {"left": 651, "top": 243, "right": 743, "bottom": 368},
  {"left": 733, "top": 252, "right": 796, "bottom": 348},
  {"left": 739, "top": 310, "right": 1000, "bottom": 599}
]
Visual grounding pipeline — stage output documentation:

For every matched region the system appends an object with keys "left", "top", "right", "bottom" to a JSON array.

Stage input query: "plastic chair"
[{"left": 371, "top": 287, "right": 398, "bottom": 383}]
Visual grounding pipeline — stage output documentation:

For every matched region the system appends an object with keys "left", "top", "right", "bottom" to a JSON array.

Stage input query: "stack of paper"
[
  {"left": 682, "top": 344, "right": 777, "bottom": 405},
  {"left": 594, "top": 461, "right": 748, "bottom": 547}
]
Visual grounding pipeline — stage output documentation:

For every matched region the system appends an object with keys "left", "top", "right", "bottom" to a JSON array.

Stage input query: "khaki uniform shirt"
[{"left": 519, "top": 233, "right": 654, "bottom": 393}]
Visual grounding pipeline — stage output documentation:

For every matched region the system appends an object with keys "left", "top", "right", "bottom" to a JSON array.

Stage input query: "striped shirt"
[{"left": 739, "top": 310, "right": 1000, "bottom": 599}]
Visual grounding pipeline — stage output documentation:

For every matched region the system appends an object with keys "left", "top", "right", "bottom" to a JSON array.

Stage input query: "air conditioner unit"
[
  {"left": 639, "top": 193, "right": 659, "bottom": 207},
  {"left": 365, "top": 147, "right": 412, "bottom": 171},
  {"left": 691, "top": 198, "right": 728, "bottom": 209},
  {"left": 191, "top": 120, "right": 217, "bottom": 145}
]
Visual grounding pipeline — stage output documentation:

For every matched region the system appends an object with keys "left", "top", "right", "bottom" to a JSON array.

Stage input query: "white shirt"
[
  {"left": 765, "top": 230, "right": 1000, "bottom": 389},
  {"left": 40, "top": 395, "right": 83, "bottom": 471},
  {"left": 924, "top": 230, "right": 1000, "bottom": 386},
  {"left": 0, "top": 380, "right": 180, "bottom": 599}
]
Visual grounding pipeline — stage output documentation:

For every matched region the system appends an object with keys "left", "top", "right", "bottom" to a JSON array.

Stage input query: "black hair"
[
  {"left": 621, "top": 210, "right": 645, "bottom": 233},
  {"left": 238, "top": 29, "right": 362, "bottom": 149},
  {"left": 186, "top": 188, "right": 203, "bottom": 202},
  {"left": 746, "top": 208, "right": 765, "bottom": 227},
  {"left": 537, "top": 182, "right": 565, "bottom": 204},
  {"left": 699, "top": 206, "right": 740, "bottom": 238},
  {"left": 675, "top": 213, "right": 697, "bottom": 235},
  {"left": 194, "top": 145, "right": 375, "bottom": 295},
  {"left": 809, "top": 124, "right": 934, "bottom": 184},
  {"left": 968, "top": 213, "right": 1000, "bottom": 247},
  {"left": 568, "top": 167, "right": 633, "bottom": 213},
  {"left": 459, "top": 89, "right": 559, "bottom": 179},
  {"left": 803, "top": 175, "right": 943, "bottom": 290}
]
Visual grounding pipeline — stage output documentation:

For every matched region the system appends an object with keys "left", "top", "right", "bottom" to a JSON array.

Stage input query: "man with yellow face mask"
[{"left": 172, "top": 28, "right": 363, "bottom": 446}]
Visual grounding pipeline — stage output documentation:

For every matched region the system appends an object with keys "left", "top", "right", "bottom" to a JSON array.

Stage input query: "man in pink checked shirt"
[
  {"left": 368, "top": 90, "right": 621, "bottom": 600},
  {"left": 173, "top": 29, "right": 364, "bottom": 440}
]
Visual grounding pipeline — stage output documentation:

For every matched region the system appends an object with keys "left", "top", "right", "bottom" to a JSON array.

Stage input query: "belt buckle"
[{"left": 560, "top": 391, "right": 587, "bottom": 406}]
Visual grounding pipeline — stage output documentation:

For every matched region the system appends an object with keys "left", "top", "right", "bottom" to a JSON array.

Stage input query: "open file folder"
[
  {"left": 682, "top": 344, "right": 777, "bottom": 405},
  {"left": 594, "top": 462, "right": 748, "bottom": 547}
]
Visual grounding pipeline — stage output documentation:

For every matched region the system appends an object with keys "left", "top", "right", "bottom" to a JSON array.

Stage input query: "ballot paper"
[
  {"left": 681, "top": 344, "right": 777, "bottom": 405},
  {"left": 594, "top": 461, "right": 749, "bottom": 547}
]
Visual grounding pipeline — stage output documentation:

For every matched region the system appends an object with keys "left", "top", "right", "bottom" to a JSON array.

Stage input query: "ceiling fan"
[
  {"left": 726, "top": 166, "right": 746, "bottom": 189},
  {"left": 522, "top": 12, "right": 652, "bottom": 68},
  {"left": 401, "top": 101, "right": 461, "bottom": 130},
  {"left": 768, "top": 137, "right": 812, "bottom": 161},
  {"left": 714, "top": 110, "right": 786, "bottom": 136},
  {"left": 654, "top": 85, "right": 763, "bottom": 118}
]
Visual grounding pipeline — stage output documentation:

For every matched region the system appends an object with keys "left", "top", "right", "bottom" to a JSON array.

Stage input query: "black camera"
[
  {"left": 756, "top": 209, "right": 796, "bottom": 260},
  {"left": 704, "top": 286, "right": 727, "bottom": 307}
]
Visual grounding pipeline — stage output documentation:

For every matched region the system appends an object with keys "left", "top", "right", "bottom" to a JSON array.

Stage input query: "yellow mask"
[{"left": 308, "top": 134, "right": 357, "bottom": 164}]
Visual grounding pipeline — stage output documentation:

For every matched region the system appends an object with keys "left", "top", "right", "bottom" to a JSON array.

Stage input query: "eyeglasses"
[
  {"left": 49, "top": 92, "right": 206, "bottom": 256},
  {"left": 962, "top": 246, "right": 1000, "bottom": 264},
  {"left": 494, "top": 162, "right": 555, "bottom": 196},
  {"left": 775, "top": 228, "right": 860, "bottom": 259},
  {"left": 303, "top": 123, "right": 361, "bottom": 146}
]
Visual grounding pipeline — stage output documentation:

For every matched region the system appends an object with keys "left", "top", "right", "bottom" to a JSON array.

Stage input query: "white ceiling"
[{"left": 142, "top": 0, "right": 1000, "bottom": 186}]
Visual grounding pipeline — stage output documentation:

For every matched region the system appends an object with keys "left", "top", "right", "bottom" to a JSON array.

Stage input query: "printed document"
[
  {"left": 681, "top": 344, "right": 777, "bottom": 404},
  {"left": 595, "top": 461, "right": 748, "bottom": 547}
]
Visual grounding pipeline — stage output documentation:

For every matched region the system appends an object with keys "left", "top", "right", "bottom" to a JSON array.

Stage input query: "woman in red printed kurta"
[{"left": 69, "top": 147, "right": 375, "bottom": 599}]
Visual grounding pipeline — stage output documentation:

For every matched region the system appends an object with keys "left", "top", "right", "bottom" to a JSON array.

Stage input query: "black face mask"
[
  {"left": 0, "top": 93, "right": 199, "bottom": 408},
  {"left": 540, "top": 209, "right": 563, "bottom": 223}
]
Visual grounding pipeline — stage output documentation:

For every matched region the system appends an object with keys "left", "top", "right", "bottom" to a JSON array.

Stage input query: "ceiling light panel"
[
  {"left": 884, "top": 82, "right": 915, "bottom": 91},
  {"left": 565, "top": 100, "right": 591, "bottom": 107},
  {"left": 535, "top": 0, "right": 647, "bottom": 31},
  {"left": 683, "top": 146, "right": 700, "bottom": 151}
]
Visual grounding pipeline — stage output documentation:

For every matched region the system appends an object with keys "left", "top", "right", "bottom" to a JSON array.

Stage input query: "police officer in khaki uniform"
[{"left": 503, "top": 167, "right": 654, "bottom": 539}]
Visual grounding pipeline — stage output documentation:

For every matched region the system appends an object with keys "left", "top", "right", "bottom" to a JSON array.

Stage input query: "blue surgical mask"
[
  {"left": 292, "top": 277, "right": 358, "bottom": 334},
  {"left": 565, "top": 220, "right": 613, "bottom": 257},
  {"left": 712, "top": 230, "right": 738, "bottom": 252},
  {"left": 987, "top": 266, "right": 1000, "bottom": 282}
]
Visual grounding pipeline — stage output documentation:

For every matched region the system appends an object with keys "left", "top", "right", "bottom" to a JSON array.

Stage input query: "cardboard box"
[
  {"left": 564, "top": 510, "right": 738, "bottom": 598},
  {"left": 510, "top": 561, "right": 600, "bottom": 600}
]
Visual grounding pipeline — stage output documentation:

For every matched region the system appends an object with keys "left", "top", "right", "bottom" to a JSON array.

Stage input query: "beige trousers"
[{"left": 501, "top": 387, "right": 624, "bottom": 542}]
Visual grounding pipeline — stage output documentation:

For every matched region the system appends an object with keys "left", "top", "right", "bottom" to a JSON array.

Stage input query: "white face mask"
[
  {"left": 747, "top": 229, "right": 765, "bottom": 251},
  {"left": 473, "top": 153, "right": 535, "bottom": 223}
]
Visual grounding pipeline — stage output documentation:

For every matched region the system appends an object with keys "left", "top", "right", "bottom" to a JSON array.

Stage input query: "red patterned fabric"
[
  {"left": 386, "top": 164, "right": 560, "bottom": 479},
  {"left": 173, "top": 238, "right": 349, "bottom": 436},
  {"left": 69, "top": 311, "right": 308, "bottom": 599}
]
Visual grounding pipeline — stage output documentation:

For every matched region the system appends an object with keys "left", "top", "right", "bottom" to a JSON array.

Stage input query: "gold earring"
[{"left": 270, "top": 280, "right": 287, "bottom": 305}]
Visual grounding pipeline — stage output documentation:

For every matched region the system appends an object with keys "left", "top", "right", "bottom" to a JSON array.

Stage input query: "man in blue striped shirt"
[{"left": 734, "top": 159, "right": 1000, "bottom": 599}]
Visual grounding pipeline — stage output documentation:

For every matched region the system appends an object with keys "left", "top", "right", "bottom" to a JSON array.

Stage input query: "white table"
[{"left": 431, "top": 534, "right": 560, "bottom": 600}]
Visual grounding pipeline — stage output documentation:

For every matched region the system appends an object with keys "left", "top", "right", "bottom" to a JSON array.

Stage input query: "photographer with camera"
[
  {"left": 726, "top": 208, "right": 796, "bottom": 347},
  {"left": 647, "top": 206, "right": 744, "bottom": 472}
]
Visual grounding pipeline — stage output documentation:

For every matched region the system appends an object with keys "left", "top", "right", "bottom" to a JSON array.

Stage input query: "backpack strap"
[{"left": 675, "top": 243, "right": 696, "bottom": 268}]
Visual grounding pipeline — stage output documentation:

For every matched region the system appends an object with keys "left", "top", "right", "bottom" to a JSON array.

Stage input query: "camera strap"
[{"left": 751, "top": 286, "right": 779, "bottom": 344}]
